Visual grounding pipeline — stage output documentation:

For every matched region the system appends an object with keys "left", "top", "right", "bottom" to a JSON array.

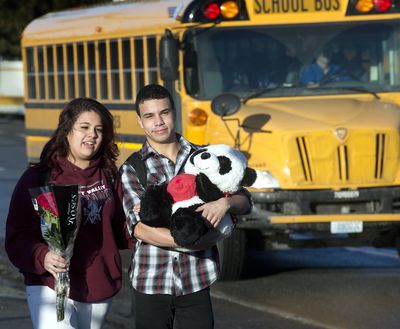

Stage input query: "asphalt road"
[
  {"left": 2, "top": 116, "right": 400, "bottom": 329},
  {"left": 0, "top": 116, "right": 27, "bottom": 239}
]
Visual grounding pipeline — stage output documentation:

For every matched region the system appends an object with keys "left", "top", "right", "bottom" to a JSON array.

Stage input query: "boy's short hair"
[{"left": 135, "top": 84, "right": 175, "bottom": 115}]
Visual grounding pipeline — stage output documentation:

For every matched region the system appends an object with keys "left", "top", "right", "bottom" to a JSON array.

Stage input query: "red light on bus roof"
[
  {"left": 203, "top": 3, "right": 221, "bottom": 19},
  {"left": 374, "top": 0, "right": 392, "bottom": 12}
]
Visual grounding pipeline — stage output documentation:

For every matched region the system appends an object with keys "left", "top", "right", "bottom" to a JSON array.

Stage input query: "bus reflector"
[
  {"left": 189, "top": 108, "right": 208, "bottom": 126},
  {"left": 221, "top": 1, "right": 240, "bottom": 19},
  {"left": 203, "top": 3, "right": 220, "bottom": 19}
]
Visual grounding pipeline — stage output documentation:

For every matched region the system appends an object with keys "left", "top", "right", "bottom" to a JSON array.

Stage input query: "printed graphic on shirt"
[{"left": 79, "top": 180, "right": 112, "bottom": 225}]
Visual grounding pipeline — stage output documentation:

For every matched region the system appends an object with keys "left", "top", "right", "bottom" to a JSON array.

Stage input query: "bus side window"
[
  {"left": 122, "top": 39, "right": 133, "bottom": 100},
  {"left": 183, "top": 48, "right": 199, "bottom": 95},
  {"left": 134, "top": 38, "right": 145, "bottom": 92},
  {"left": 98, "top": 41, "right": 108, "bottom": 99},
  {"left": 87, "top": 43, "right": 96, "bottom": 99},
  {"left": 26, "top": 47, "right": 36, "bottom": 99},
  {"left": 110, "top": 40, "right": 120, "bottom": 99},
  {"left": 66, "top": 44, "right": 75, "bottom": 99},
  {"left": 56, "top": 45, "right": 65, "bottom": 99}
]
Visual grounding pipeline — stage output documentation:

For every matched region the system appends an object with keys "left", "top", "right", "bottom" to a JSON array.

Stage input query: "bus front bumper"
[{"left": 240, "top": 186, "right": 400, "bottom": 230}]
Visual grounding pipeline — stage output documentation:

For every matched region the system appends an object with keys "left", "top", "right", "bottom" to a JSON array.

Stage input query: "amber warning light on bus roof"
[
  {"left": 181, "top": 0, "right": 249, "bottom": 23},
  {"left": 347, "top": 0, "right": 399, "bottom": 14}
]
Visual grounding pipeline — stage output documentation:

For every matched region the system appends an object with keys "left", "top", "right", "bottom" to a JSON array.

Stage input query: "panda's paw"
[
  {"left": 170, "top": 208, "right": 209, "bottom": 247},
  {"left": 139, "top": 184, "right": 171, "bottom": 227}
]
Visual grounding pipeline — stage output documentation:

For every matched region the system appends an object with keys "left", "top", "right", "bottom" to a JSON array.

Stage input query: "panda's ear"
[{"left": 241, "top": 168, "right": 258, "bottom": 187}]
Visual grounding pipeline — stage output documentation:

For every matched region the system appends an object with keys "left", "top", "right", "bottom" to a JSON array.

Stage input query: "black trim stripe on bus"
[
  {"left": 26, "top": 128, "right": 146, "bottom": 144},
  {"left": 25, "top": 102, "right": 136, "bottom": 111}
]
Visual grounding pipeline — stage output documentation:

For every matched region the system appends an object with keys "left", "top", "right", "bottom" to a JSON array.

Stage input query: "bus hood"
[
  {"left": 213, "top": 97, "right": 400, "bottom": 189},
  {"left": 243, "top": 98, "right": 400, "bottom": 130}
]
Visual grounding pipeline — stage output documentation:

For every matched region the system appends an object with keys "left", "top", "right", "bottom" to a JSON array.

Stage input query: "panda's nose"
[{"left": 201, "top": 152, "right": 211, "bottom": 159}]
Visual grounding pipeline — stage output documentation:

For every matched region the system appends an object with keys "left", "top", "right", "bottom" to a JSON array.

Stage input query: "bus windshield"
[{"left": 183, "top": 22, "right": 400, "bottom": 100}]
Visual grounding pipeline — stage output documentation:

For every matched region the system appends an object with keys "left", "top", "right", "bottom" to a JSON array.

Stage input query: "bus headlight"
[{"left": 252, "top": 170, "right": 281, "bottom": 189}]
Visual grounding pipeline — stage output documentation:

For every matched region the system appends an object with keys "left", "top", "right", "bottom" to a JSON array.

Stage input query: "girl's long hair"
[{"left": 40, "top": 98, "right": 119, "bottom": 179}]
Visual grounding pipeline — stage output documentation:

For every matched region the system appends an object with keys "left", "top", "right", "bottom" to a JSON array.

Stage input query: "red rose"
[{"left": 36, "top": 192, "right": 59, "bottom": 216}]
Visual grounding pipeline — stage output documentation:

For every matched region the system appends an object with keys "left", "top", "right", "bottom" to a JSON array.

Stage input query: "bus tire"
[
  {"left": 395, "top": 236, "right": 400, "bottom": 257},
  {"left": 217, "top": 229, "right": 246, "bottom": 281}
]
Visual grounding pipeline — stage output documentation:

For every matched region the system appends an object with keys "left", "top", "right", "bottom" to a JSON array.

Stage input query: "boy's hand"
[{"left": 195, "top": 198, "right": 230, "bottom": 227}]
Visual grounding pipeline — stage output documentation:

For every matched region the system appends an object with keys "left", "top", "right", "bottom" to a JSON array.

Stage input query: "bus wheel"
[
  {"left": 217, "top": 229, "right": 246, "bottom": 281},
  {"left": 395, "top": 236, "right": 400, "bottom": 257}
]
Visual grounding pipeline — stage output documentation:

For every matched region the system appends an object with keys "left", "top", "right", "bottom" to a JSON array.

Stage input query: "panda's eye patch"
[
  {"left": 201, "top": 152, "right": 211, "bottom": 160},
  {"left": 218, "top": 156, "right": 232, "bottom": 175},
  {"left": 190, "top": 149, "right": 206, "bottom": 164}
]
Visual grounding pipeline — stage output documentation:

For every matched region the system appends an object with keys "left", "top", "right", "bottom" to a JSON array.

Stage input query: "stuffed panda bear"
[{"left": 139, "top": 144, "right": 279, "bottom": 248}]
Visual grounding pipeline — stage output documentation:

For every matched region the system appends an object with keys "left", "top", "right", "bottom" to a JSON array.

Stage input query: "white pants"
[{"left": 26, "top": 285, "right": 112, "bottom": 329}]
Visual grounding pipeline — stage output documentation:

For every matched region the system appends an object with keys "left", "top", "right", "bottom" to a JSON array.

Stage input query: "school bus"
[
  {"left": 22, "top": 0, "right": 400, "bottom": 279},
  {"left": 0, "top": 60, "right": 24, "bottom": 115}
]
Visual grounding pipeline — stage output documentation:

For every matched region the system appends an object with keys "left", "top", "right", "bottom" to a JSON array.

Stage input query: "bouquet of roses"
[{"left": 30, "top": 184, "right": 81, "bottom": 322}]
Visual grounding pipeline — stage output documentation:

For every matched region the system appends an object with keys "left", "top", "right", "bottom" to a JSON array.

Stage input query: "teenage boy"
[{"left": 120, "top": 84, "right": 251, "bottom": 329}]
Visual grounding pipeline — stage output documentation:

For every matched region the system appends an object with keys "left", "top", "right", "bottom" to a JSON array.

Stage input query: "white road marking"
[
  {"left": 344, "top": 247, "right": 399, "bottom": 259},
  {"left": 211, "top": 290, "right": 337, "bottom": 329}
]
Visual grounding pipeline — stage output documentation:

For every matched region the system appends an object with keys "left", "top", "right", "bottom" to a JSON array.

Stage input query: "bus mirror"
[
  {"left": 211, "top": 94, "right": 241, "bottom": 116},
  {"left": 159, "top": 30, "right": 179, "bottom": 81}
]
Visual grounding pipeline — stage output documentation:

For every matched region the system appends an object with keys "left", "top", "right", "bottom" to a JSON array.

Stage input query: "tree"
[{"left": 0, "top": 0, "right": 108, "bottom": 59}]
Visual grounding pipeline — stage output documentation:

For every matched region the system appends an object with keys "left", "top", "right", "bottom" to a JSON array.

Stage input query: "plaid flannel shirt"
[{"left": 120, "top": 135, "right": 219, "bottom": 296}]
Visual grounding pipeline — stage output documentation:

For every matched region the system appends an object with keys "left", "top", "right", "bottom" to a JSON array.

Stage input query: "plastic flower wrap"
[{"left": 30, "top": 184, "right": 81, "bottom": 322}]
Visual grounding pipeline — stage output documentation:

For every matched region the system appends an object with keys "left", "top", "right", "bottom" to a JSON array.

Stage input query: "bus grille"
[
  {"left": 337, "top": 144, "right": 349, "bottom": 182},
  {"left": 296, "top": 136, "right": 313, "bottom": 181},
  {"left": 375, "top": 133, "right": 385, "bottom": 179},
  {"left": 290, "top": 131, "right": 397, "bottom": 185}
]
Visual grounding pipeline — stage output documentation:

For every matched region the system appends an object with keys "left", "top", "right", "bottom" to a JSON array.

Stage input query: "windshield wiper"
[
  {"left": 242, "top": 85, "right": 380, "bottom": 104},
  {"left": 243, "top": 86, "right": 285, "bottom": 104},
  {"left": 313, "top": 86, "right": 380, "bottom": 100}
]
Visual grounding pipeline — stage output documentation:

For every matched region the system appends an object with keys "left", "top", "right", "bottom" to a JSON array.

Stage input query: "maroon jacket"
[{"left": 5, "top": 158, "right": 132, "bottom": 302}]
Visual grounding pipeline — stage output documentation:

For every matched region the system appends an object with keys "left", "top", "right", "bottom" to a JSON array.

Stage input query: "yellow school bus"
[
  {"left": 22, "top": 0, "right": 400, "bottom": 279},
  {"left": 0, "top": 60, "right": 24, "bottom": 115}
]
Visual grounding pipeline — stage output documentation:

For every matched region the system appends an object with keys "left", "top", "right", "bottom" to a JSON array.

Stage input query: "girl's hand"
[{"left": 44, "top": 250, "right": 68, "bottom": 279}]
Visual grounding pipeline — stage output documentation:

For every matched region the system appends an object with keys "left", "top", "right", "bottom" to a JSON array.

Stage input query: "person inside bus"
[
  {"left": 5, "top": 98, "right": 133, "bottom": 329},
  {"left": 360, "top": 49, "right": 372, "bottom": 82},
  {"left": 301, "top": 49, "right": 350, "bottom": 87},
  {"left": 334, "top": 43, "right": 364, "bottom": 80},
  {"left": 281, "top": 45, "right": 302, "bottom": 85},
  {"left": 119, "top": 84, "right": 252, "bottom": 329}
]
